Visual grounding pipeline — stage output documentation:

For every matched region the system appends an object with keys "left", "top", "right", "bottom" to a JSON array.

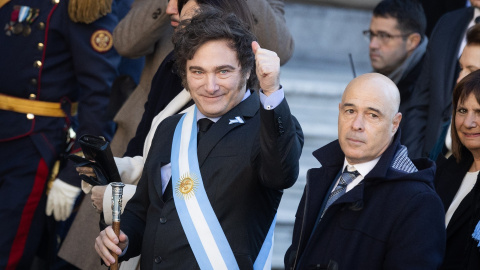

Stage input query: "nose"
[
  {"left": 205, "top": 74, "right": 219, "bottom": 93},
  {"left": 166, "top": 0, "right": 178, "bottom": 16},
  {"left": 351, "top": 114, "right": 364, "bottom": 131},
  {"left": 369, "top": 36, "right": 380, "bottom": 50},
  {"left": 465, "top": 112, "right": 478, "bottom": 128}
]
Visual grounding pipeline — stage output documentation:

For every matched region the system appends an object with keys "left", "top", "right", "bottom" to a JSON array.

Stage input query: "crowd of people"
[{"left": 1, "top": 0, "right": 480, "bottom": 269}]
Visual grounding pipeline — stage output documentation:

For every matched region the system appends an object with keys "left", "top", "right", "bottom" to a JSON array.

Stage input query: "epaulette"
[{"left": 68, "top": 0, "right": 112, "bottom": 24}]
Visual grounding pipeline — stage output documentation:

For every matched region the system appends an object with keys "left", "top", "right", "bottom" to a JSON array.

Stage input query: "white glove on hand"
[{"left": 45, "top": 179, "right": 81, "bottom": 221}]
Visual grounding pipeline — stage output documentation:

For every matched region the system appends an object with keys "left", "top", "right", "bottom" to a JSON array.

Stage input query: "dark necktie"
[
  {"left": 197, "top": 118, "right": 214, "bottom": 145},
  {"left": 321, "top": 166, "right": 360, "bottom": 217}
]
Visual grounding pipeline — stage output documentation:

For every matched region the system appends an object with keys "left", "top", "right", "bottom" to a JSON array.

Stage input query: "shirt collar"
[
  {"left": 196, "top": 90, "right": 251, "bottom": 122},
  {"left": 343, "top": 156, "right": 381, "bottom": 177}
]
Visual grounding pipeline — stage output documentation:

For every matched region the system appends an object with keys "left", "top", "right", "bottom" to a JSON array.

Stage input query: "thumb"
[{"left": 251, "top": 41, "right": 260, "bottom": 55}]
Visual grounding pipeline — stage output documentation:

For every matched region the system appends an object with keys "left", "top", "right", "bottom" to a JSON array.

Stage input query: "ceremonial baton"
[{"left": 110, "top": 182, "right": 125, "bottom": 270}]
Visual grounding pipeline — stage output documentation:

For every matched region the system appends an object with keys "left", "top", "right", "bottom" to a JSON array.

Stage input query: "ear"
[
  {"left": 405, "top": 33, "right": 421, "bottom": 52},
  {"left": 392, "top": 112, "right": 402, "bottom": 133}
]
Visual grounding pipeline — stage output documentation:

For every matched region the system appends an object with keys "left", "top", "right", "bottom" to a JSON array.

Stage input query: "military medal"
[
  {"left": 6, "top": 5, "right": 37, "bottom": 36},
  {"left": 4, "top": 21, "right": 13, "bottom": 36},
  {"left": 22, "top": 24, "right": 30, "bottom": 36},
  {"left": 18, "top": 6, "right": 30, "bottom": 23},
  {"left": 12, "top": 22, "right": 22, "bottom": 34},
  {"left": 23, "top": 8, "right": 38, "bottom": 36},
  {"left": 4, "top": 5, "right": 18, "bottom": 36},
  {"left": 13, "top": 5, "right": 28, "bottom": 35}
]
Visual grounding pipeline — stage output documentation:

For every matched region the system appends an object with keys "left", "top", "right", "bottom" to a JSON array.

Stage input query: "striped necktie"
[{"left": 322, "top": 166, "right": 360, "bottom": 216}]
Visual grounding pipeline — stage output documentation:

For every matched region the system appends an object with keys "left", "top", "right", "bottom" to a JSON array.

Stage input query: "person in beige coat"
[{"left": 58, "top": 0, "right": 295, "bottom": 269}]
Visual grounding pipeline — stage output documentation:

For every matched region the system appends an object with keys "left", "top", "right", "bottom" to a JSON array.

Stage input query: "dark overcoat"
[
  {"left": 435, "top": 153, "right": 480, "bottom": 270},
  {"left": 285, "top": 132, "right": 446, "bottom": 270}
]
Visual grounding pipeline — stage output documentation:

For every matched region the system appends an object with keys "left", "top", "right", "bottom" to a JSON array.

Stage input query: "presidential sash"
[{"left": 171, "top": 106, "right": 275, "bottom": 270}]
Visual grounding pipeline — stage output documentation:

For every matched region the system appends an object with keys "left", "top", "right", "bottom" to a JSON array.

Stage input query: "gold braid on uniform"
[{"left": 68, "top": 0, "right": 113, "bottom": 24}]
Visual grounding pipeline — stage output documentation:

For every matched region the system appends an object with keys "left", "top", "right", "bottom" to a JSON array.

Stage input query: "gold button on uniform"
[
  {"left": 27, "top": 113, "right": 34, "bottom": 120},
  {"left": 34, "top": 61, "right": 42, "bottom": 68},
  {"left": 37, "top": 22, "right": 45, "bottom": 30},
  {"left": 52, "top": 0, "right": 60, "bottom": 4},
  {"left": 29, "top": 94, "right": 36, "bottom": 99},
  {"left": 37, "top": 43, "right": 44, "bottom": 51}
]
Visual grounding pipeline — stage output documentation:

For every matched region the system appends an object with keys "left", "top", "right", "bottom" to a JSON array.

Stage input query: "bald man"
[{"left": 285, "top": 73, "right": 446, "bottom": 270}]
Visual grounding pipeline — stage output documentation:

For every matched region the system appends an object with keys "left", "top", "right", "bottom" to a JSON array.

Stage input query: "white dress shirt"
[
  {"left": 445, "top": 170, "right": 479, "bottom": 226},
  {"left": 330, "top": 156, "right": 381, "bottom": 193}
]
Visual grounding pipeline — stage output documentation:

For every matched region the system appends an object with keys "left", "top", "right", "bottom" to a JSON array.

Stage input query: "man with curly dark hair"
[{"left": 94, "top": 7, "right": 303, "bottom": 269}]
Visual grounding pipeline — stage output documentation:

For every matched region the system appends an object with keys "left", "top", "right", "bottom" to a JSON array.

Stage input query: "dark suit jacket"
[
  {"left": 398, "top": 54, "right": 424, "bottom": 134},
  {"left": 285, "top": 131, "right": 446, "bottom": 270},
  {"left": 403, "top": 7, "right": 473, "bottom": 158},
  {"left": 120, "top": 92, "right": 304, "bottom": 269},
  {"left": 435, "top": 154, "right": 480, "bottom": 270},
  {"left": 420, "top": 0, "right": 468, "bottom": 37}
]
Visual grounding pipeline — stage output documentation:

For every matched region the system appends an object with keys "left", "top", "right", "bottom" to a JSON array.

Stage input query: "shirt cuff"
[
  {"left": 259, "top": 87, "right": 284, "bottom": 110},
  {"left": 120, "top": 244, "right": 128, "bottom": 257}
]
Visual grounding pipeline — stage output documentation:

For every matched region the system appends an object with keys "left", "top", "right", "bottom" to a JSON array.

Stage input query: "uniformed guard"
[{"left": 0, "top": 0, "right": 121, "bottom": 268}]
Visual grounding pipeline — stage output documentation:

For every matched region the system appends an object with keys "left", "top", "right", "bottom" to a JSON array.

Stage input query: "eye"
[
  {"left": 457, "top": 108, "right": 467, "bottom": 114},
  {"left": 378, "top": 32, "right": 392, "bottom": 40},
  {"left": 189, "top": 69, "right": 203, "bottom": 75},
  {"left": 345, "top": 109, "right": 355, "bottom": 114},
  {"left": 369, "top": 113, "right": 378, "bottom": 118},
  {"left": 219, "top": 70, "right": 229, "bottom": 74}
]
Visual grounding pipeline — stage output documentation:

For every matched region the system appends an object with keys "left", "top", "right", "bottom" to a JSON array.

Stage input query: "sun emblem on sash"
[{"left": 175, "top": 173, "right": 198, "bottom": 199}]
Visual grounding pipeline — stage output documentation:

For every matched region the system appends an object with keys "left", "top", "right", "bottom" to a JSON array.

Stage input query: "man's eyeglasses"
[{"left": 362, "top": 30, "right": 410, "bottom": 44}]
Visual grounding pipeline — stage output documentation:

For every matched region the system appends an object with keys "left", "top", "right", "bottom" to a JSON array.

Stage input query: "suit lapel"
[
  {"left": 150, "top": 116, "right": 181, "bottom": 202},
  {"left": 153, "top": 158, "right": 173, "bottom": 203},
  {"left": 197, "top": 92, "right": 259, "bottom": 167},
  {"left": 451, "top": 8, "right": 473, "bottom": 53},
  {"left": 436, "top": 155, "right": 477, "bottom": 238},
  {"left": 447, "top": 191, "right": 474, "bottom": 238},
  {"left": 436, "top": 158, "right": 468, "bottom": 210}
]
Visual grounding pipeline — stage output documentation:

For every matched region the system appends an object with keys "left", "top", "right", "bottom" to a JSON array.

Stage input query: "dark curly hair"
[
  {"left": 178, "top": 0, "right": 254, "bottom": 30},
  {"left": 172, "top": 6, "right": 257, "bottom": 90}
]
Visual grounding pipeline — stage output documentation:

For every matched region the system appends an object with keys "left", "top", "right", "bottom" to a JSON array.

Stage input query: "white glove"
[{"left": 45, "top": 179, "right": 81, "bottom": 221}]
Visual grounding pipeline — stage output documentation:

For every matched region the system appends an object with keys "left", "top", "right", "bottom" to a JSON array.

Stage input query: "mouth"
[
  {"left": 462, "top": 132, "right": 480, "bottom": 138},
  {"left": 369, "top": 53, "right": 380, "bottom": 60},
  {"left": 202, "top": 94, "right": 224, "bottom": 102},
  {"left": 170, "top": 20, "right": 179, "bottom": 27},
  {"left": 346, "top": 137, "right": 365, "bottom": 144}
]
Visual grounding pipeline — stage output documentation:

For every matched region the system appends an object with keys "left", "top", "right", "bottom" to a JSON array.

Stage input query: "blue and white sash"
[{"left": 171, "top": 106, "right": 275, "bottom": 270}]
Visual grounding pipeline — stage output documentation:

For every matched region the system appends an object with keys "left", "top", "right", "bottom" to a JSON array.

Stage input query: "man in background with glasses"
[{"left": 363, "top": 0, "right": 427, "bottom": 135}]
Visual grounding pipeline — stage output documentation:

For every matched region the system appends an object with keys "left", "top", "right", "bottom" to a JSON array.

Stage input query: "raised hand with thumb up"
[{"left": 252, "top": 41, "right": 280, "bottom": 96}]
